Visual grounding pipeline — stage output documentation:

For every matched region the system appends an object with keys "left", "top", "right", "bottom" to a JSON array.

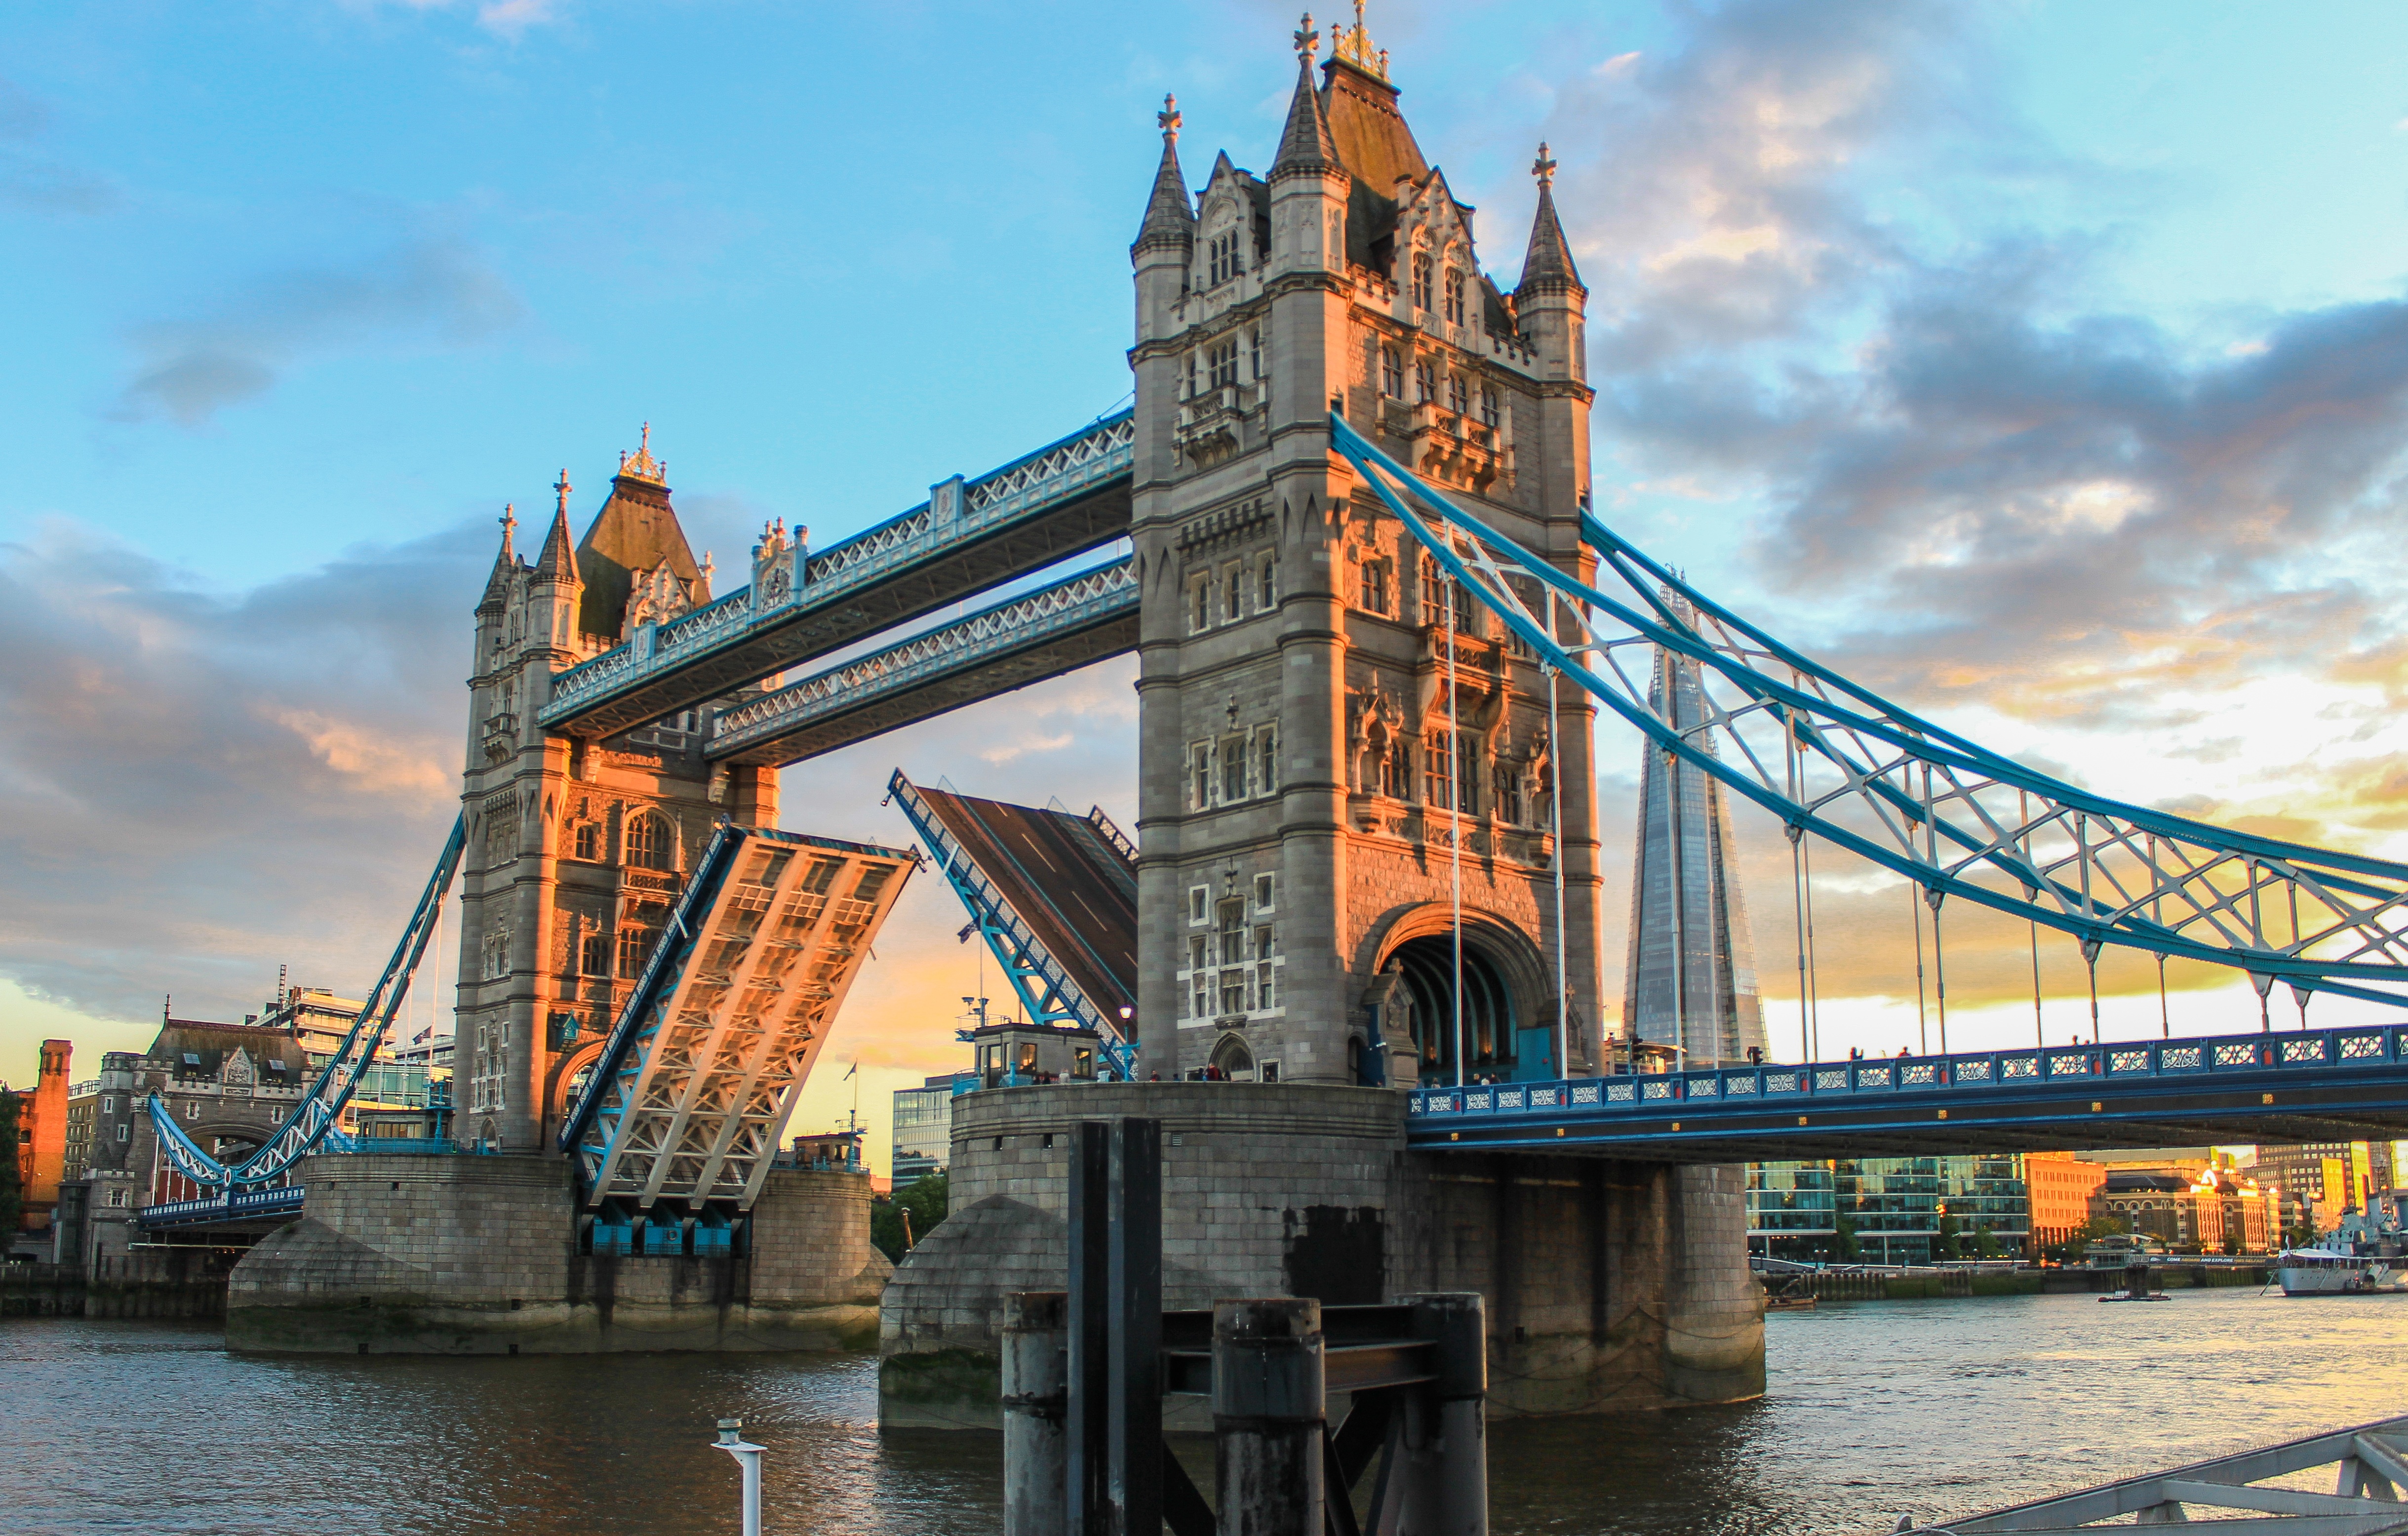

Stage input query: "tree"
[
  {"left": 1936, "top": 1213, "right": 1963, "bottom": 1260},
  {"left": 871, "top": 1172, "right": 950, "bottom": 1263},
  {"left": 1972, "top": 1223, "right": 2004, "bottom": 1260},
  {"left": 1832, "top": 1213, "right": 1860, "bottom": 1263},
  {"left": 0, "top": 1091, "right": 21, "bottom": 1237}
]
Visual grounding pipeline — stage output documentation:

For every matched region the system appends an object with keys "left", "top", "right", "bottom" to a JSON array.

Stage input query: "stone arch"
[
  {"left": 543, "top": 1037, "right": 608, "bottom": 1143},
  {"left": 1358, "top": 902, "right": 1553, "bottom": 1084},
  {"left": 1209, "top": 1031, "right": 1255, "bottom": 1082}
]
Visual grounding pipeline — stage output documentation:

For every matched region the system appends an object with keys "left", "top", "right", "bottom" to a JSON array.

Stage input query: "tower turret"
[{"left": 1132, "top": 95, "right": 1195, "bottom": 345}]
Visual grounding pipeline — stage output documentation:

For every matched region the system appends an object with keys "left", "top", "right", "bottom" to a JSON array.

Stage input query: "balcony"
[
  {"left": 480, "top": 712, "right": 518, "bottom": 762},
  {"left": 1385, "top": 401, "right": 1512, "bottom": 493},
  {"left": 1176, "top": 382, "right": 1257, "bottom": 468}
]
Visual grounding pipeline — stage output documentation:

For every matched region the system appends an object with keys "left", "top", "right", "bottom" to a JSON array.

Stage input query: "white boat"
[{"left": 2277, "top": 1210, "right": 2407, "bottom": 1296}]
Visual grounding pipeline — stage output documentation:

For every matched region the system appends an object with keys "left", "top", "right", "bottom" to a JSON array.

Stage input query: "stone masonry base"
[
  {"left": 877, "top": 1082, "right": 1763, "bottom": 1427},
  {"left": 226, "top": 1152, "right": 889, "bottom": 1354}
]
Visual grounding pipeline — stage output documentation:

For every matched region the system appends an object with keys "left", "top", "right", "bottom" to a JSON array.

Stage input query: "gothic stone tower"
[
  {"left": 1130, "top": 19, "right": 1605, "bottom": 1087},
  {"left": 456, "top": 437, "right": 777, "bottom": 1152}
]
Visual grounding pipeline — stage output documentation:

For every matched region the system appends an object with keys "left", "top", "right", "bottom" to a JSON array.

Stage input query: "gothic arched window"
[
  {"left": 1443, "top": 268, "right": 1467, "bottom": 326},
  {"left": 1411, "top": 250, "right": 1434, "bottom": 312},
  {"left": 625, "top": 812, "right": 671, "bottom": 871}
]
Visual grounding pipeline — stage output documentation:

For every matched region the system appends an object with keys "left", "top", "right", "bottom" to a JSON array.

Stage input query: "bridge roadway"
[
  {"left": 1408, "top": 1023, "right": 2408, "bottom": 1162},
  {"left": 538, "top": 410, "right": 1133, "bottom": 741}
]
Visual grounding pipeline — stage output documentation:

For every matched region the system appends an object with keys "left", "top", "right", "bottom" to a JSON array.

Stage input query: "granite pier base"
[
  {"left": 227, "top": 1152, "right": 888, "bottom": 1354},
  {"left": 878, "top": 1082, "right": 1763, "bottom": 1428}
]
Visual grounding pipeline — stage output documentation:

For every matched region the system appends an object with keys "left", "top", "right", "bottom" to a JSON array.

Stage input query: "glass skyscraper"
[{"left": 1620, "top": 602, "right": 1766, "bottom": 1068}]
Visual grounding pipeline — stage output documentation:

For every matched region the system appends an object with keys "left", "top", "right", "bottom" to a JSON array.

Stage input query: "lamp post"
[{"left": 713, "top": 1417, "right": 763, "bottom": 1536}]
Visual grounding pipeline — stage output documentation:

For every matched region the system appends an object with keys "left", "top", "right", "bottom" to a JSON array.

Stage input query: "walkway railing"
[
  {"left": 137, "top": 1185, "right": 305, "bottom": 1228},
  {"left": 541, "top": 410, "right": 1134, "bottom": 726},
  {"left": 1409, "top": 1022, "right": 2408, "bottom": 1124}
]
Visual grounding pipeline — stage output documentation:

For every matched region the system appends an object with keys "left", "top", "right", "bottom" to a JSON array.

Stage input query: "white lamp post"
[{"left": 713, "top": 1417, "right": 763, "bottom": 1536}]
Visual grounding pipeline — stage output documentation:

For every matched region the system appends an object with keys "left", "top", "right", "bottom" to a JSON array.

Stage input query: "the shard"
[{"left": 1622, "top": 598, "right": 1767, "bottom": 1067}]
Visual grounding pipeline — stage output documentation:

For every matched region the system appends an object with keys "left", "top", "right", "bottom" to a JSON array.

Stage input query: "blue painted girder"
[{"left": 1408, "top": 1025, "right": 2408, "bottom": 1163}]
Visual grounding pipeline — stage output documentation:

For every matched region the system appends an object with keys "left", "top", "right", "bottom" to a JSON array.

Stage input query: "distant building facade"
[
  {"left": 2023, "top": 1151, "right": 2107, "bottom": 1253},
  {"left": 2090, "top": 1166, "right": 2273, "bottom": 1253},
  {"left": 2246, "top": 1141, "right": 2391, "bottom": 1235},
  {"left": 1746, "top": 1155, "right": 2030, "bottom": 1264},
  {"left": 891, "top": 1073, "right": 959, "bottom": 1188},
  {"left": 67, "top": 1019, "right": 320, "bottom": 1272},
  {"left": 10, "top": 1039, "right": 72, "bottom": 1245}
]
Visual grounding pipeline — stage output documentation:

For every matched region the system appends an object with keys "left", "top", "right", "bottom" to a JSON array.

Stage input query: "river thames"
[{"left": 5, "top": 1287, "right": 2400, "bottom": 1535}]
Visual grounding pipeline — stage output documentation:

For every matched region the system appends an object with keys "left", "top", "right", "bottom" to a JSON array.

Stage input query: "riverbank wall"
[
  {"left": 879, "top": 1082, "right": 1764, "bottom": 1429},
  {"left": 224, "top": 1152, "right": 889, "bottom": 1353},
  {"left": 3, "top": 1253, "right": 239, "bottom": 1319},
  {"left": 1768, "top": 1265, "right": 2274, "bottom": 1302}
]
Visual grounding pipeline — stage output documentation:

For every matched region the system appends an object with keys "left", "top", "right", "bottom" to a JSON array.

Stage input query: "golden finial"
[
  {"left": 617, "top": 422, "right": 667, "bottom": 485},
  {"left": 553, "top": 469, "right": 572, "bottom": 513},
  {"left": 1293, "top": 12, "right": 1319, "bottom": 65},
  {"left": 1334, "top": 0, "right": 1385, "bottom": 80},
  {"left": 1158, "top": 93, "right": 1181, "bottom": 140},
  {"left": 1532, "top": 142, "right": 1558, "bottom": 187},
  {"left": 499, "top": 503, "right": 516, "bottom": 538}
]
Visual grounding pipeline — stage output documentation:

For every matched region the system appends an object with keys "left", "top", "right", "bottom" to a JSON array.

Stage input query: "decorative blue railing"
[
  {"left": 1408, "top": 1024, "right": 2408, "bottom": 1124},
  {"left": 540, "top": 409, "right": 1134, "bottom": 726},
  {"left": 137, "top": 1184, "right": 306, "bottom": 1227}
]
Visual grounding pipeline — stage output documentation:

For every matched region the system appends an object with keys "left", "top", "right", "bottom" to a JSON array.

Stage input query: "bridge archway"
[
  {"left": 543, "top": 1038, "right": 609, "bottom": 1144},
  {"left": 1364, "top": 905, "right": 1551, "bottom": 1086}
]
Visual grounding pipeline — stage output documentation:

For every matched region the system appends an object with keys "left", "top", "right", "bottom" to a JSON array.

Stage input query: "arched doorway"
[
  {"left": 1210, "top": 1032, "right": 1256, "bottom": 1082},
  {"left": 1387, "top": 934, "right": 1517, "bottom": 1083}
]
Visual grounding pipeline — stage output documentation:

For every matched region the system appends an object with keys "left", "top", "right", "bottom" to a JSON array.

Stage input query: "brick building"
[
  {"left": 9, "top": 1039, "right": 72, "bottom": 1250},
  {"left": 2024, "top": 1150, "right": 2106, "bottom": 1254}
]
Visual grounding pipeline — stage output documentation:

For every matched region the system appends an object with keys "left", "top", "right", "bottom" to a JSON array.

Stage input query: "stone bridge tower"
[
  {"left": 455, "top": 438, "right": 777, "bottom": 1152},
  {"left": 1130, "top": 16, "right": 1605, "bottom": 1087}
]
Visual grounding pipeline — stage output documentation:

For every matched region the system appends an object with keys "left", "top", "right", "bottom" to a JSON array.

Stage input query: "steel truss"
[
  {"left": 1330, "top": 412, "right": 2408, "bottom": 1012},
  {"left": 561, "top": 825, "right": 914, "bottom": 1212},
  {"left": 887, "top": 770, "right": 1138, "bottom": 1078},
  {"left": 149, "top": 814, "right": 466, "bottom": 1192}
]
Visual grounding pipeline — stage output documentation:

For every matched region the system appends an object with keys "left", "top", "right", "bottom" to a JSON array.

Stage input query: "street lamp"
[{"left": 713, "top": 1417, "right": 763, "bottom": 1536}]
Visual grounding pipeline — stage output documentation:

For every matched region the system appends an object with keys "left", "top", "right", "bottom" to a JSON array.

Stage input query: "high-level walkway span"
[
  {"left": 1408, "top": 1024, "right": 2408, "bottom": 1163},
  {"left": 538, "top": 411, "right": 1133, "bottom": 740}
]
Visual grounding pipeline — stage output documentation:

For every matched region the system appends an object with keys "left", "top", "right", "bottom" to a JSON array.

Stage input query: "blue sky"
[{"left": 6, "top": 1, "right": 2408, "bottom": 1161}]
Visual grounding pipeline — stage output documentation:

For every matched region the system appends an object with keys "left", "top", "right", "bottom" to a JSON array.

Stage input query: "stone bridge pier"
[{"left": 878, "top": 1083, "right": 1763, "bottom": 1428}]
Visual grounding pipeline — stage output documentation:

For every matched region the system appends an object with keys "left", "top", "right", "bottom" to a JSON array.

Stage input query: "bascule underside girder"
[
  {"left": 708, "top": 560, "right": 1139, "bottom": 768},
  {"left": 570, "top": 826, "right": 913, "bottom": 1211}
]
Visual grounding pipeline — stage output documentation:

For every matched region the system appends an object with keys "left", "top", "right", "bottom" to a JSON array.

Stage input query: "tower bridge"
[{"left": 123, "top": 9, "right": 2408, "bottom": 1420}]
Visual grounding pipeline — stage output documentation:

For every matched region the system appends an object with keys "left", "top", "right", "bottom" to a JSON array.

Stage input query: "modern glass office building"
[
  {"left": 891, "top": 1073, "right": 960, "bottom": 1187},
  {"left": 1748, "top": 1155, "right": 2030, "bottom": 1264}
]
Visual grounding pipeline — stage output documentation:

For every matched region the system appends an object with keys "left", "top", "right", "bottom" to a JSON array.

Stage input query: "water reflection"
[{"left": 5, "top": 1289, "right": 2402, "bottom": 1536}]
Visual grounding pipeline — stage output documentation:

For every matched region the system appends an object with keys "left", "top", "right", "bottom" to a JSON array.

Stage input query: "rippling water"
[{"left": 5, "top": 1288, "right": 2401, "bottom": 1535}]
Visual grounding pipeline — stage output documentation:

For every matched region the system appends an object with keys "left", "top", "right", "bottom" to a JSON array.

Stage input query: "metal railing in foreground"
[{"left": 1910, "top": 1411, "right": 2408, "bottom": 1532}]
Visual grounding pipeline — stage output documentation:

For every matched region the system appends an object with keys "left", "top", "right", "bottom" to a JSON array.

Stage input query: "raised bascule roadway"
[{"left": 134, "top": 15, "right": 2408, "bottom": 1419}]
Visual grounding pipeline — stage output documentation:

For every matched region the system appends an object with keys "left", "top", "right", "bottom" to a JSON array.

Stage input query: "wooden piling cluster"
[{"left": 1003, "top": 1117, "right": 1492, "bottom": 1534}]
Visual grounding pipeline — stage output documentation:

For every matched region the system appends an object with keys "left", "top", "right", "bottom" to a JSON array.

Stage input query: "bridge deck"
[
  {"left": 561, "top": 824, "right": 915, "bottom": 1212},
  {"left": 539, "top": 412, "right": 1133, "bottom": 738},
  {"left": 907, "top": 781, "right": 1137, "bottom": 1024},
  {"left": 708, "top": 560, "right": 1137, "bottom": 768},
  {"left": 1410, "top": 1026, "right": 2408, "bottom": 1162}
]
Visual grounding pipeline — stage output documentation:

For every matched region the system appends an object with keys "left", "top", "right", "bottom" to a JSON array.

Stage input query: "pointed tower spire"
[
  {"left": 1133, "top": 93, "right": 1195, "bottom": 252},
  {"left": 534, "top": 471, "right": 577, "bottom": 584},
  {"left": 478, "top": 503, "right": 516, "bottom": 613},
  {"left": 1272, "top": 16, "right": 1341, "bottom": 178},
  {"left": 1516, "top": 143, "right": 1585, "bottom": 297}
]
